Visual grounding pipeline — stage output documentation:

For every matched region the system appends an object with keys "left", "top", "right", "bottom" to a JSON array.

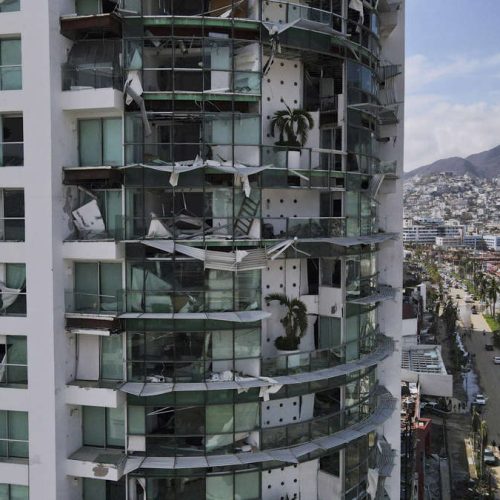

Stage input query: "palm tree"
[
  {"left": 488, "top": 278, "right": 499, "bottom": 317},
  {"left": 270, "top": 104, "right": 315, "bottom": 148},
  {"left": 476, "top": 274, "right": 487, "bottom": 309},
  {"left": 265, "top": 293, "right": 308, "bottom": 350}
]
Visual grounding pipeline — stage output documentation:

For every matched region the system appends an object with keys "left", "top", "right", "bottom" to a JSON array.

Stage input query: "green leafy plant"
[
  {"left": 265, "top": 293, "right": 308, "bottom": 351},
  {"left": 270, "top": 104, "right": 315, "bottom": 149}
]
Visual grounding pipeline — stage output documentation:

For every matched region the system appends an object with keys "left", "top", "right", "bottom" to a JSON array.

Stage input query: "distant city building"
[
  {"left": 403, "top": 220, "right": 463, "bottom": 245},
  {"left": 435, "top": 236, "right": 463, "bottom": 248},
  {"left": 483, "top": 234, "right": 500, "bottom": 251}
]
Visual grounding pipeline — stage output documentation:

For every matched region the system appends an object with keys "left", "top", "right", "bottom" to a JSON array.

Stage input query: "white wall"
[{"left": 376, "top": 1, "right": 405, "bottom": 497}]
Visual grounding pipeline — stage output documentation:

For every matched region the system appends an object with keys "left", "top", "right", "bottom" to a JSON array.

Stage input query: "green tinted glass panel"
[
  {"left": 7, "top": 336, "right": 26, "bottom": 364},
  {"left": 83, "top": 478, "right": 106, "bottom": 500},
  {"left": 0, "top": 484, "right": 8, "bottom": 500},
  {"left": 319, "top": 316, "right": 341, "bottom": 348},
  {"left": 76, "top": 0, "right": 100, "bottom": 15},
  {"left": 5, "top": 263, "right": 25, "bottom": 289},
  {"left": 83, "top": 406, "right": 105, "bottom": 447},
  {"left": 8, "top": 411, "right": 27, "bottom": 440},
  {"left": 235, "top": 471, "right": 260, "bottom": 500},
  {"left": 79, "top": 120, "right": 102, "bottom": 166},
  {"left": 10, "top": 485, "right": 28, "bottom": 500},
  {"left": 235, "top": 403, "right": 258, "bottom": 432},
  {"left": 75, "top": 262, "right": 98, "bottom": 311},
  {"left": 206, "top": 405, "right": 233, "bottom": 434},
  {"left": 99, "top": 262, "right": 121, "bottom": 301},
  {"left": 0, "top": 0, "right": 20, "bottom": 12},
  {"left": 106, "top": 407, "right": 125, "bottom": 447},
  {"left": 104, "top": 190, "right": 122, "bottom": 234},
  {"left": 206, "top": 475, "right": 233, "bottom": 500},
  {"left": 103, "top": 118, "right": 122, "bottom": 166},
  {"left": 128, "top": 406, "right": 145, "bottom": 434},
  {"left": 101, "top": 334, "right": 123, "bottom": 380},
  {"left": 234, "top": 116, "right": 259, "bottom": 145},
  {"left": 0, "top": 39, "right": 21, "bottom": 91}
]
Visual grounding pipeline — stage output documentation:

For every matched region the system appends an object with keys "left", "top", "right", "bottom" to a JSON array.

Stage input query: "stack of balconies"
[{"left": 58, "top": 1, "right": 403, "bottom": 498}]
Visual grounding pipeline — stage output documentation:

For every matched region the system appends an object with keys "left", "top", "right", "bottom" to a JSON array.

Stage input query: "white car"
[
  {"left": 484, "top": 448, "right": 496, "bottom": 465},
  {"left": 474, "top": 394, "right": 487, "bottom": 405}
]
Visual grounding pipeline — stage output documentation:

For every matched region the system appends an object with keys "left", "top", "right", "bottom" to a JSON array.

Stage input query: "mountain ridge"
[{"left": 404, "top": 144, "right": 500, "bottom": 180}]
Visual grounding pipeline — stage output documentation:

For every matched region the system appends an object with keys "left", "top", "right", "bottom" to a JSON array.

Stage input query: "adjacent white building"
[{"left": 0, "top": 1, "right": 404, "bottom": 499}]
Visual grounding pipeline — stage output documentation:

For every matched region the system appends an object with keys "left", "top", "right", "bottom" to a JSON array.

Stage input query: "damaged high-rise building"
[{"left": 0, "top": 0, "right": 404, "bottom": 499}]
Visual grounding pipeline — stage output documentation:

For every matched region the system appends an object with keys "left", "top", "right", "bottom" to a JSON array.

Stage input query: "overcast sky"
[{"left": 404, "top": 0, "right": 500, "bottom": 171}]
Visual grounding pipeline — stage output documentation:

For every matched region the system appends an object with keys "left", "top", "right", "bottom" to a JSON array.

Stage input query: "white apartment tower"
[{"left": 0, "top": 1, "right": 404, "bottom": 499}]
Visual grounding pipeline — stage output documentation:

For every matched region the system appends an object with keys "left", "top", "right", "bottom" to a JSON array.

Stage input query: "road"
[{"left": 449, "top": 287, "right": 500, "bottom": 442}]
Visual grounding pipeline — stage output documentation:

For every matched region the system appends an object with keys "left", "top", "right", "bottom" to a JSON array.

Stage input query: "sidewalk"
[{"left": 470, "top": 312, "right": 492, "bottom": 334}]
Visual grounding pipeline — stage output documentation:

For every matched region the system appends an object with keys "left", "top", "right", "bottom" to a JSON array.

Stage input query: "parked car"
[
  {"left": 494, "top": 356, "right": 500, "bottom": 365},
  {"left": 484, "top": 448, "right": 496, "bottom": 465},
  {"left": 474, "top": 394, "right": 487, "bottom": 405}
]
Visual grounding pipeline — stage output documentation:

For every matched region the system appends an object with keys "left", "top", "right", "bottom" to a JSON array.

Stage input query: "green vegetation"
[
  {"left": 265, "top": 293, "right": 308, "bottom": 351},
  {"left": 484, "top": 314, "right": 500, "bottom": 333}
]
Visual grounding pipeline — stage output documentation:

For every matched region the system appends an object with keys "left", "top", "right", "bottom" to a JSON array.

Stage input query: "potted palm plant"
[
  {"left": 270, "top": 104, "right": 314, "bottom": 169},
  {"left": 265, "top": 293, "right": 308, "bottom": 368}
]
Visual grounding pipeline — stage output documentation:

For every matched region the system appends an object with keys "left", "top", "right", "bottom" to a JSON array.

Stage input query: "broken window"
[
  {"left": 0, "top": 263, "right": 26, "bottom": 316},
  {"left": 63, "top": 39, "right": 122, "bottom": 91},
  {"left": 0, "top": 115, "right": 23, "bottom": 166},
  {"left": 0, "top": 335, "right": 27, "bottom": 387},
  {"left": 0, "top": 38, "right": 21, "bottom": 90},
  {"left": 0, "top": 189, "right": 24, "bottom": 241},
  {"left": 78, "top": 118, "right": 122, "bottom": 166}
]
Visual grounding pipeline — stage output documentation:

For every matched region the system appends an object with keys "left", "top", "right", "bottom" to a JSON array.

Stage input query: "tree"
[
  {"left": 265, "top": 293, "right": 308, "bottom": 350},
  {"left": 270, "top": 104, "right": 315, "bottom": 147},
  {"left": 488, "top": 278, "right": 499, "bottom": 317},
  {"left": 441, "top": 297, "right": 458, "bottom": 335}
]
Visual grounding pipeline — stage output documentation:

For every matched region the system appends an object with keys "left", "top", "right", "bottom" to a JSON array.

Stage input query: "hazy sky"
[{"left": 404, "top": 0, "right": 500, "bottom": 170}]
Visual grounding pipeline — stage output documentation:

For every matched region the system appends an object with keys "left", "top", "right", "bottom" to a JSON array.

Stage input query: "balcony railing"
[
  {"left": 62, "top": 64, "right": 122, "bottom": 91},
  {"left": 124, "top": 289, "right": 259, "bottom": 315},
  {"left": 347, "top": 274, "right": 378, "bottom": 300},
  {"left": 123, "top": 144, "right": 346, "bottom": 188},
  {"left": 116, "top": 216, "right": 345, "bottom": 241},
  {"left": 65, "top": 291, "right": 123, "bottom": 316},
  {"left": 261, "top": 391, "right": 376, "bottom": 450},
  {"left": 264, "top": 0, "right": 343, "bottom": 33},
  {"left": 262, "top": 335, "right": 378, "bottom": 377},
  {"left": 121, "top": 0, "right": 257, "bottom": 19}
]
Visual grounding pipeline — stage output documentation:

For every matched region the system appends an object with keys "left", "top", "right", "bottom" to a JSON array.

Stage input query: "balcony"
[
  {"left": 122, "top": 146, "right": 345, "bottom": 190},
  {"left": 65, "top": 292, "right": 123, "bottom": 334},
  {"left": 62, "top": 40, "right": 122, "bottom": 92},
  {"left": 123, "top": 0, "right": 256, "bottom": 19},
  {"left": 60, "top": 12, "right": 122, "bottom": 40},
  {"left": 65, "top": 291, "right": 122, "bottom": 316},
  {"left": 66, "top": 380, "right": 125, "bottom": 408},
  {"left": 62, "top": 166, "right": 123, "bottom": 186},
  {"left": 263, "top": 0, "right": 343, "bottom": 35},
  {"left": 66, "top": 447, "right": 130, "bottom": 481},
  {"left": 117, "top": 215, "right": 345, "bottom": 243}
]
